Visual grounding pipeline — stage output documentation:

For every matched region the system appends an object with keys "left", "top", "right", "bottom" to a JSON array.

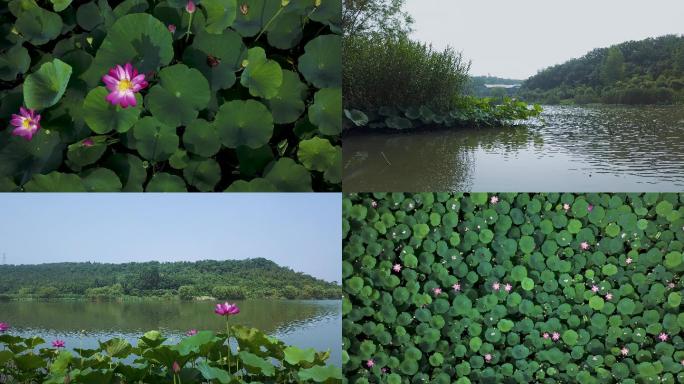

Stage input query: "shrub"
[
  {"left": 178, "top": 285, "right": 197, "bottom": 300},
  {"left": 0, "top": 0, "right": 342, "bottom": 192},
  {"left": 212, "top": 285, "right": 246, "bottom": 300},
  {"left": 36, "top": 286, "right": 60, "bottom": 299},
  {"left": 343, "top": 193, "right": 684, "bottom": 383}
]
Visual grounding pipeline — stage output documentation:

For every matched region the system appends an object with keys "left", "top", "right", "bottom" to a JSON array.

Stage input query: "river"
[
  {"left": 343, "top": 104, "right": 684, "bottom": 191},
  {"left": 0, "top": 299, "right": 342, "bottom": 366}
]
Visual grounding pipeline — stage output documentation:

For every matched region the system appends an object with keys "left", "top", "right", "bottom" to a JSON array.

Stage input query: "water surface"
[
  {"left": 0, "top": 299, "right": 341, "bottom": 366},
  {"left": 344, "top": 105, "right": 684, "bottom": 191}
]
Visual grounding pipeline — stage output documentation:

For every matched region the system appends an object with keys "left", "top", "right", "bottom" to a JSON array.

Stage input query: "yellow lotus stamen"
[
  {"left": 22, "top": 119, "right": 30, "bottom": 128},
  {"left": 117, "top": 79, "right": 133, "bottom": 91}
]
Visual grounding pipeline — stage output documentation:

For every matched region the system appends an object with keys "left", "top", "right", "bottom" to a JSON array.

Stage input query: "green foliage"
[
  {"left": 0, "top": 326, "right": 341, "bottom": 383},
  {"left": 521, "top": 35, "right": 684, "bottom": 105},
  {"left": 0, "top": 0, "right": 341, "bottom": 191},
  {"left": 0, "top": 258, "right": 341, "bottom": 300},
  {"left": 343, "top": 193, "right": 684, "bottom": 383}
]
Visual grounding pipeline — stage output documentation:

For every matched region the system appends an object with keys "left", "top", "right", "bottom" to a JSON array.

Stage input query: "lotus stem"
[
  {"left": 185, "top": 12, "right": 194, "bottom": 43},
  {"left": 255, "top": 6, "right": 285, "bottom": 42}
]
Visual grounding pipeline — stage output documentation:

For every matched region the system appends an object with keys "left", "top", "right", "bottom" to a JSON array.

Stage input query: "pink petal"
[
  {"left": 115, "top": 65, "right": 126, "bottom": 80},
  {"left": 103, "top": 74, "right": 118, "bottom": 87},
  {"left": 124, "top": 63, "right": 134, "bottom": 78}
]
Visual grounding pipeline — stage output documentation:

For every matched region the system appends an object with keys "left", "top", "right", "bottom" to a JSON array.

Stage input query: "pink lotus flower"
[
  {"left": 551, "top": 332, "right": 560, "bottom": 341},
  {"left": 605, "top": 293, "right": 613, "bottom": 300},
  {"left": 504, "top": 283, "right": 512, "bottom": 292},
  {"left": 542, "top": 332, "right": 550, "bottom": 339},
  {"left": 492, "top": 282, "right": 500, "bottom": 291},
  {"left": 620, "top": 347, "right": 629, "bottom": 356},
  {"left": 102, "top": 63, "right": 148, "bottom": 108},
  {"left": 580, "top": 242, "right": 590, "bottom": 250},
  {"left": 658, "top": 332, "right": 668, "bottom": 342},
  {"left": 214, "top": 302, "right": 240, "bottom": 316},
  {"left": 433, "top": 287, "right": 442, "bottom": 295},
  {"left": 371, "top": 201, "right": 378, "bottom": 208},
  {"left": 392, "top": 264, "right": 401, "bottom": 273},
  {"left": 381, "top": 367, "right": 387, "bottom": 373},
  {"left": 668, "top": 282, "right": 675, "bottom": 289},
  {"left": 452, "top": 282, "right": 461, "bottom": 292},
  {"left": 168, "top": 24, "right": 176, "bottom": 33},
  {"left": 172, "top": 361, "right": 181, "bottom": 374},
  {"left": 82, "top": 138, "right": 95, "bottom": 147},
  {"left": 587, "top": 204, "right": 593, "bottom": 212},
  {"left": 366, "top": 359, "right": 375, "bottom": 368},
  {"left": 591, "top": 285, "right": 599, "bottom": 293},
  {"left": 563, "top": 203, "right": 570, "bottom": 211},
  {"left": 186, "top": 329, "right": 198, "bottom": 336},
  {"left": 9, "top": 107, "right": 41, "bottom": 141},
  {"left": 625, "top": 257, "right": 633, "bottom": 264},
  {"left": 52, "top": 340, "right": 65, "bottom": 348},
  {"left": 490, "top": 196, "right": 499, "bottom": 204},
  {"left": 185, "top": 0, "right": 196, "bottom": 13},
  {"left": 0, "top": 322, "right": 9, "bottom": 332},
  {"left": 484, "top": 353, "right": 492, "bottom": 362}
]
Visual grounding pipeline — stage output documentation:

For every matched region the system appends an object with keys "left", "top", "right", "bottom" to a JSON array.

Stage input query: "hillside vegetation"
[
  {"left": 520, "top": 34, "right": 684, "bottom": 104},
  {"left": 0, "top": 258, "right": 341, "bottom": 300}
]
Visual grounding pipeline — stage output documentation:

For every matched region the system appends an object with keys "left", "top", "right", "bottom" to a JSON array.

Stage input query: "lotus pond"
[
  {"left": 343, "top": 193, "right": 684, "bottom": 384},
  {"left": 343, "top": 105, "right": 684, "bottom": 191},
  {"left": 0, "top": 0, "right": 341, "bottom": 192},
  {"left": 0, "top": 299, "right": 342, "bottom": 383}
]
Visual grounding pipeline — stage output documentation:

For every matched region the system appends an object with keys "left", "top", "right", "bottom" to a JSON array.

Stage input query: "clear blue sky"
[{"left": 0, "top": 193, "right": 341, "bottom": 283}]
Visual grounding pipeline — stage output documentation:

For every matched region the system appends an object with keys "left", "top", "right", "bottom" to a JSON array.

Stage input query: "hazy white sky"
[{"left": 404, "top": 0, "right": 684, "bottom": 79}]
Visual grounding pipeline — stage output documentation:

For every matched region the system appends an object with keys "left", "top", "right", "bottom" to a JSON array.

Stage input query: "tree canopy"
[
  {"left": 0, "top": 258, "right": 341, "bottom": 300},
  {"left": 342, "top": 0, "right": 413, "bottom": 37}
]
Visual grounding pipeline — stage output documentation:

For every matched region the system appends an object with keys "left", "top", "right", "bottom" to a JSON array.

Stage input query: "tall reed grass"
[{"left": 343, "top": 34, "right": 471, "bottom": 111}]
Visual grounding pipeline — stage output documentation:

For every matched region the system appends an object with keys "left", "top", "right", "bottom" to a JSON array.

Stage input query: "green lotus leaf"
[
  {"left": 15, "top": 5, "right": 63, "bottom": 46},
  {"left": 75, "top": 2, "right": 102, "bottom": 30},
  {"left": 562, "top": 330, "right": 578, "bottom": 346},
  {"left": 196, "top": 361, "right": 231, "bottom": 384},
  {"left": 183, "top": 29, "right": 246, "bottom": 91},
  {"left": 385, "top": 116, "right": 413, "bottom": 130},
  {"left": 323, "top": 146, "right": 342, "bottom": 184},
  {"left": 511, "top": 265, "right": 527, "bottom": 281},
  {"left": 202, "top": 0, "right": 237, "bottom": 34},
  {"left": 668, "top": 292, "right": 681, "bottom": 307},
  {"left": 263, "top": 158, "right": 312, "bottom": 192},
  {"left": 309, "top": 88, "right": 341, "bottom": 135},
  {"left": 145, "top": 172, "right": 187, "bottom": 192},
  {"left": 169, "top": 149, "right": 190, "bottom": 169},
  {"left": 215, "top": 99, "right": 274, "bottom": 149},
  {"left": 267, "top": 70, "right": 307, "bottom": 124},
  {"left": 297, "top": 136, "right": 338, "bottom": 173},
  {"left": 0, "top": 129, "right": 64, "bottom": 184},
  {"left": 104, "top": 153, "right": 147, "bottom": 192},
  {"left": 83, "top": 87, "right": 143, "bottom": 134},
  {"left": 297, "top": 365, "right": 343, "bottom": 383},
  {"left": 266, "top": 11, "right": 303, "bottom": 49},
  {"left": 50, "top": 0, "right": 72, "bottom": 11},
  {"left": 519, "top": 236, "right": 535, "bottom": 253},
  {"left": 664, "top": 251, "right": 682, "bottom": 269},
  {"left": 224, "top": 178, "right": 277, "bottom": 192},
  {"left": 283, "top": 346, "right": 315, "bottom": 365},
  {"left": 309, "top": 0, "right": 342, "bottom": 26},
  {"left": 146, "top": 64, "right": 211, "bottom": 127},
  {"left": 183, "top": 158, "right": 221, "bottom": 191},
  {"left": 344, "top": 109, "right": 369, "bottom": 127},
  {"left": 235, "top": 145, "right": 274, "bottom": 177},
  {"left": 0, "top": 44, "right": 31, "bottom": 81},
  {"left": 82, "top": 13, "right": 174, "bottom": 86},
  {"left": 81, "top": 167, "right": 123, "bottom": 192},
  {"left": 66, "top": 136, "right": 108, "bottom": 168},
  {"left": 298, "top": 34, "right": 341, "bottom": 88},
  {"left": 232, "top": 0, "right": 280, "bottom": 37},
  {"left": 23, "top": 171, "right": 85, "bottom": 192},
  {"left": 23, "top": 58, "right": 72, "bottom": 110},
  {"left": 617, "top": 298, "right": 635, "bottom": 315},
  {"left": 239, "top": 351, "right": 275, "bottom": 376},
  {"left": 240, "top": 47, "right": 283, "bottom": 100},
  {"left": 521, "top": 277, "right": 534, "bottom": 291},
  {"left": 589, "top": 296, "right": 605, "bottom": 310},
  {"left": 183, "top": 119, "right": 221, "bottom": 157},
  {"left": 132, "top": 116, "right": 179, "bottom": 161}
]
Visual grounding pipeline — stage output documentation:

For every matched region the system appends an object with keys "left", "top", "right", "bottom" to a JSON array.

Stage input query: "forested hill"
[
  {"left": 0, "top": 258, "right": 341, "bottom": 300},
  {"left": 520, "top": 34, "right": 684, "bottom": 104}
]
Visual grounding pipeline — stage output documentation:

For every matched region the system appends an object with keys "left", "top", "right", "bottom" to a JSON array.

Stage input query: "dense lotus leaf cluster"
[
  {"left": 0, "top": 326, "right": 342, "bottom": 383},
  {"left": 342, "top": 193, "right": 684, "bottom": 384},
  {"left": 0, "top": 0, "right": 341, "bottom": 191}
]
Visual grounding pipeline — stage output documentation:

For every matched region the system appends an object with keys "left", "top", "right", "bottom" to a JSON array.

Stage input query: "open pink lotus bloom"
[
  {"left": 371, "top": 200, "right": 378, "bottom": 208},
  {"left": 591, "top": 285, "right": 599, "bottom": 293},
  {"left": 392, "top": 264, "right": 401, "bottom": 272},
  {"left": 0, "top": 322, "right": 9, "bottom": 332},
  {"left": 10, "top": 107, "right": 41, "bottom": 141},
  {"left": 52, "top": 340, "right": 65, "bottom": 348},
  {"left": 452, "top": 282, "right": 461, "bottom": 292},
  {"left": 490, "top": 196, "right": 499, "bottom": 204},
  {"left": 620, "top": 347, "right": 629, "bottom": 356},
  {"left": 492, "top": 282, "right": 500, "bottom": 291},
  {"left": 102, "top": 63, "right": 148, "bottom": 108},
  {"left": 484, "top": 353, "right": 492, "bottom": 362},
  {"left": 542, "top": 332, "right": 549, "bottom": 339},
  {"left": 504, "top": 283, "right": 512, "bottom": 292},
  {"left": 580, "top": 242, "right": 590, "bottom": 250},
  {"left": 366, "top": 359, "right": 375, "bottom": 368},
  {"left": 605, "top": 293, "right": 613, "bottom": 300},
  {"left": 587, "top": 204, "right": 593, "bottom": 212},
  {"left": 214, "top": 302, "right": 240, "bottom": 316},
  {"left": 433, "top": 287, "right": 442, "bottom": 295},
  {"left": 551, "top": 332, "right": 560, "bottom": 341},
  {"left": 658, "top": 332, "right": 668, "bottom": 342},
  {"left": 625, "top": 257, "right": 633, "bottom": 264},
  {"left": 563, "top": 203, "right": 570, "bottom": 211},
  {"left": 186, "top": 329, "right": 198, "bottom": 336}
]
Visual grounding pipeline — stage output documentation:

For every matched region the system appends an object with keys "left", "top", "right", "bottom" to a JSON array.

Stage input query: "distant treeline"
[
  {"left": 519, "top": 34, "right": 684, "bottom": 105},
  {"left": 0, "top": 258, "right": 341, "bottom": 300}
]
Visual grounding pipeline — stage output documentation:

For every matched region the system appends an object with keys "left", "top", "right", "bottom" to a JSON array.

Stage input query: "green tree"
[
  {"left": 212, "top": 286, "right": 246, "bottom": 300},
  {"left": 343, "top": 0, "right": 413, "bottom": 38},
  {"left": 36, "top": 286, "right": 59, "bottom": 299},
  {"left": 601, "top": 47, "right": 625, "bottom": 84},
  {"left": 137, "top": 265, "right": 160, "bottom": 290},
  {"left": 178, "top": 285, "right": 196, "bottom": 300}
]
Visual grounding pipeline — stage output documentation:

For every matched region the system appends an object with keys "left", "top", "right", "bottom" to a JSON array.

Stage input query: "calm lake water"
[
  {"left": 344, "top": 105, "right": 684, "bottom": 191},
  {"left": 0, "top": 299, "right": 341, "bottom": 366}
]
